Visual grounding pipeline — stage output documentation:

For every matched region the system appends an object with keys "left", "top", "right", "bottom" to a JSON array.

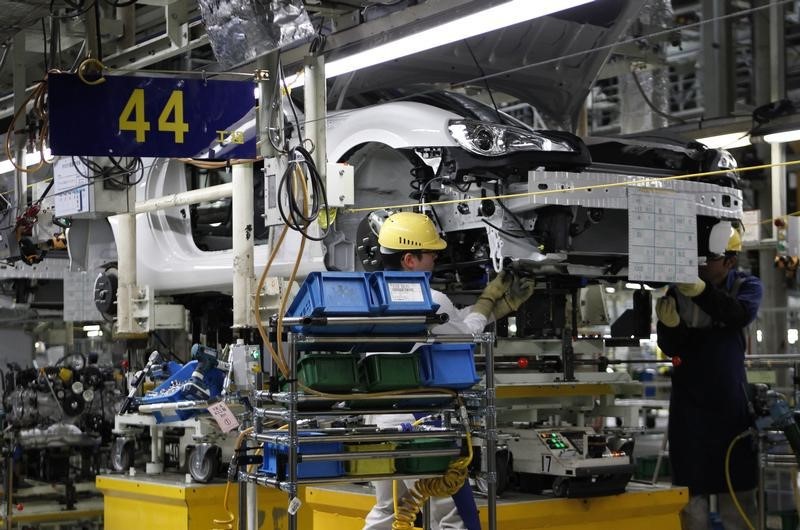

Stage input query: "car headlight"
[{"left": 447, "top": 119, "right": 577, "bottom": 157}]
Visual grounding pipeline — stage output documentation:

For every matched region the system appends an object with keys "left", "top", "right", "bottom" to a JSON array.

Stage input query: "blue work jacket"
[{"left": 656, "top": 269, "right": 763, "bottom": 495}]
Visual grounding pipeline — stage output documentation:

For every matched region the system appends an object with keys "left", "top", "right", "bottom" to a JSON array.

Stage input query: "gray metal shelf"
[{"left": 242, "top": 314, "right": 497, "bottom": 530}]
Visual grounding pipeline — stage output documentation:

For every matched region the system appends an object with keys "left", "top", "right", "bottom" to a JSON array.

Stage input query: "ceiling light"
[
  {"left": 82, "top": 324, "right": 101, "bottom": 332},
  {"left": 288, "top": 0, "right": 594, "bottom": 88},
  {"left": 695, "top": 132, "right": 751, "bottom": 149},
  {"left": 763, "top": 129, "right": 800, "bottom": 144}
]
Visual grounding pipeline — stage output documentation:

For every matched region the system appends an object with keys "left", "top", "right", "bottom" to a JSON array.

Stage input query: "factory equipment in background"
[{"left": 1, "top": 353, "right": 122, "bottom": 511}]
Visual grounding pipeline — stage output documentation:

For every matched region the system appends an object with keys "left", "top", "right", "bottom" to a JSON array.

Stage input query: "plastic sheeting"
[{"left": 198, "top": 0, "right": 315, "bottom": 68}]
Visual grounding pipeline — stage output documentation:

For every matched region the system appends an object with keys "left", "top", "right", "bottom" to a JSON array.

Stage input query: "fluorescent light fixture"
[
  {"left": 604, "top": 286, "right": 615, "bottom": 294},
  {"left": 763, "top": 129, "right": 800, "bottom": 144},
  {"left": 696, "top": 132, "right": 751, "bottom": 149},
  {"left": 82, "top": 324, "right": 101, "bottom": 332},
  {"left": 87, "top": 330, "right": 103, "bottom": 338},
  {"left": 287, "top": 0, "right": 594, "bottom": 89},
  {"left": 0, "top": 148, "right": 52, "bottom": 175}
]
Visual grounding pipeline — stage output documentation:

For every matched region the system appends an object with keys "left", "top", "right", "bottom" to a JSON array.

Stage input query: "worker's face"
[
  {"left": 401, "top": 251, "right": 438, "bottom": 272},
  {"left": 699, "top": 255, "right": 735, "bottom": 286}
]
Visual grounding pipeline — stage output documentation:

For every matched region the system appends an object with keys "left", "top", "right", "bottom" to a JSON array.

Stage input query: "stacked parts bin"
[
  {"left": 261, "top": 432, "right": 344, "bottom": 480},
  {"left": 418, "top": 344, "right": 481, "bottom": 390}
]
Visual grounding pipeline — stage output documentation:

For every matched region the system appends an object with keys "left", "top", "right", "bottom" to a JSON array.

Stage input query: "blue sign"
[{"left": 48, "top": 73, "right": 256, "bottom": 159}]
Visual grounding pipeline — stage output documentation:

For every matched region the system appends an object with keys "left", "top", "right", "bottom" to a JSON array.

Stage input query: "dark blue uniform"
[{"left": 657, "top": 270, "right": 763, "bottom": 495}]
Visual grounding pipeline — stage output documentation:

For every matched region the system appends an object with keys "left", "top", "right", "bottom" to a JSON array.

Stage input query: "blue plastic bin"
[
  {"left": 418, "top": 344, "right": 480, "bottom": 390},
  {"left": 139, "top": 360, "right": 225, "bottom": 423},
  {"left": 370, "top": 271, "right": 438, "bottom": 315},
  {"left": 261, "top": 432, "right": 344, "bottom": 479},
  {"left": 285, "top": 272, "right": 375, "bottom": 335}
]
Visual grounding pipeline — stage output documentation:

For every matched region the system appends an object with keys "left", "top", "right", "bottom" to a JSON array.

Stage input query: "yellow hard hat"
[
  {"left": 378, "top": 212, "right": 447, "bottom": 252},
  {"left": 708, "top": 221, "right": 742, "bottom": 256}
]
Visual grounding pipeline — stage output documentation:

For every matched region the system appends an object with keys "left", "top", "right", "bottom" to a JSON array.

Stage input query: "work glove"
[
  {"left": 473, "top": 271, "right": 512, "bottom": 318},
  {"left": 473, "top": 271, "right": 536, "bottom": 319},
  {"left": 676, "top": 279, "right": 706, "bottom": 298},
  {"left": 655, "top": 296, "right": 680, "bottom": 328},
  {"left": 493, "top": 273, "right": 536, "bottom": 319}
]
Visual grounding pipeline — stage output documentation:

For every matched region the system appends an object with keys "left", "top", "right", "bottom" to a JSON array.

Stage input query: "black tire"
[
  {"left": 110, "top": 439, "right": 134, "bottom": 472},
  {"left": 552, "top": 476, "right": 569, "bottom": 497},
  {"left": 188, "top": 445, "right": 220, "bottom": 483}
]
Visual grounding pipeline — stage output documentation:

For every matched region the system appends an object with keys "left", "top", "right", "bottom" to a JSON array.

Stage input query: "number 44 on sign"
[{"left": 208, "top": 401, "right": 240, "bottom": 433}]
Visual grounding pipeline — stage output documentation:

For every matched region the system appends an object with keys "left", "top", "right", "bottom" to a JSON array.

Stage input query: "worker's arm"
[
  {"left": 690, "top": 276, "right": 763, "bottom": 328},
  {"left": 430, "top": 290, "right": 488, "bottom": 335}
]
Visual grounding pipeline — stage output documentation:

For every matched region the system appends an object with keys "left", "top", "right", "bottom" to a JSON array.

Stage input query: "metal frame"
[{"left": 242, "top": 315, "right": 497, "bottom": 530}]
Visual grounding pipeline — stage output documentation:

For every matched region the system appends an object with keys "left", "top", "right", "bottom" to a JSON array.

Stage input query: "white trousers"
[
  {"left": 680, "top": 491, "right": 758, "bottom": 530},
  {"left": 362, "top": 479, "right": 466, "bottom": 530}
]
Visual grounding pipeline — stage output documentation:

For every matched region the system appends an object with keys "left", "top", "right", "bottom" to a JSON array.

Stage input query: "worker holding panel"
[{"left": 655, "top": 221, "right": 763, "bottom": 530}]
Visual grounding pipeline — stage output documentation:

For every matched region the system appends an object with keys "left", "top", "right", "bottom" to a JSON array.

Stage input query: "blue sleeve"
[{"left": 692, "top": 274, "right": 762, "bottom": 328}]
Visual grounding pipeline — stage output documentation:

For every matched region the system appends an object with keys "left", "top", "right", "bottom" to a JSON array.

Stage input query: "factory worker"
[
  {"left": 655, "top": 221, "right": 763, "bottom": 530},
  {"left": 363, "top": 211, "right": 535, "bottom": 530}
]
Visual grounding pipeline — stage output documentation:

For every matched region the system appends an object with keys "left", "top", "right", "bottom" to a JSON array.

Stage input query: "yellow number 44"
[
  {"left": 118, "top": 88, "right": 150, "bottom": 143},
  {"left": 158, "top": 90, "right": 189, "bottom": 144},
  {"left": 118, "top": 89, "right": 189, "bottom": 144}
]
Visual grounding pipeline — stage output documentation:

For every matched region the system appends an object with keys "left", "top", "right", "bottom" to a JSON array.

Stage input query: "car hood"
[{"left": 327, "top": 0, "right": 645, "bottom": 131}]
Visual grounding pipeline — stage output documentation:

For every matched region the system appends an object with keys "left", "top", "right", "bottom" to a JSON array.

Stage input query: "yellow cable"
[
  {"left": 724, "top": 430, "right": 756, "bottom": 530},
  {"left": 212, "top": 427, "right": 254, "bottom": 530},
  {"left": 392, "top": 402, "right": 474, "bottom": 530}
]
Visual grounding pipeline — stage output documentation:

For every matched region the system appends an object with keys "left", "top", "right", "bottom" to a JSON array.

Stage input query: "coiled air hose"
[{"left": 392, "top": 405, "right": 474, "bottom": 530}]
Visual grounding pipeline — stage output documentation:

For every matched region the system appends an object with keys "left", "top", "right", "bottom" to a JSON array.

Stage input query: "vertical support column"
[
  {"left": 12, "top": 33, "right": 26, "bottom": 220},
  {"left": 484, "top": 335, "right": 496, "bottom": 530},
  {"left": 117, "top": 4, "right": 136, "bottom": 51},
  {"left": 232, "top": 163, "right": 256, "bottom": 329},
  {"left": 114, "top": 213, "right": 141, "bottom": 335},
  {"left": 303, "top": 55, "right": 327, "bottom": 179},
  {"left": 288, "top": 334, "right": 299, "bottom": 530},
  {"left": 166, "top": 0, "right": 189, "bottom": 49},
  {"left": 701, "top": 0, "right": 734, "bottom": 118}
]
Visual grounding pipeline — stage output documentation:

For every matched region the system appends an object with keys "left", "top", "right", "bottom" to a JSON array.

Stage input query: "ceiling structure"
[{"left": 0, "top": 0, "right": 796, "bottom": 134}]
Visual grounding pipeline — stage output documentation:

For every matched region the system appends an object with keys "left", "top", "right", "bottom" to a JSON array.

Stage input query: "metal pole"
[
  {"left": 288, "top": 333, "right": 298, "bottom": 530},
  {"left": 113, "top": 213, "right": 139, "bottom": 335},
  {"left": 303, "top": 55, "right": 327, "bottom": 180},
  {"left": 232, "top": 163, "right": 256, "bottom": 329},
  {"left": 12, "top": 33, "right": 26, "bottom": 224},
  {"left": 135, "top": 183, "right": 233, "bottom": 214},
  {"left": 484, "top": 336, "right": 497, "bottom": 530},
  {"left": 758, "top": 434, "right": 766, "bottom": 530},
  {"left": 238, "top": 461, "right": 248, "bottom": 530},
  {"left": 3, "top": 452, "right": 12, "bottom": 530}
]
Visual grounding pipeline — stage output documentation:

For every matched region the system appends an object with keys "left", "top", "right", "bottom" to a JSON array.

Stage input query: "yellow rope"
[{"left": 344, "top": 159, "right": 800, "bottom": 214}]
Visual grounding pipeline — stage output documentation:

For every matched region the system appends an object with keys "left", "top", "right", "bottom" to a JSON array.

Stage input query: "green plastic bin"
[
  {"left": 359, "top": 354, "right": 420, "bottom": 391},
  {"left": 296, "top": 353, "right": 359, "bottom": 392},
  {"left": 396, "top": 438, "right": 456, "bottom": 474}
]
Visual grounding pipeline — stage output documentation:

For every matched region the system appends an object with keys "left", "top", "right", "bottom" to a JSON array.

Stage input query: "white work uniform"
[{"left": 362, "top": 289, "right": 487, "bottom": 530}]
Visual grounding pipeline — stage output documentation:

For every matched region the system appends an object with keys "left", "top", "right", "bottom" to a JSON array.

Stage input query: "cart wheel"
[
  {"left": 552, "top": 476, "right": 569, "bottom": 497},
  {"left": 110, "top": 438, "right": 134, "bottom": 472},
  {"left": 189, "top": 444, "right": 220, "bottom": 483}
]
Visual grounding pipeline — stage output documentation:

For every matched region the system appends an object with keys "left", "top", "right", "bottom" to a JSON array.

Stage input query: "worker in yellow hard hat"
[
  {"left": 654, "top": 221, "right": 763, "bottom": 530},
  {"left": 363, "top": 211, "right": 535, "bottom": 530}
]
